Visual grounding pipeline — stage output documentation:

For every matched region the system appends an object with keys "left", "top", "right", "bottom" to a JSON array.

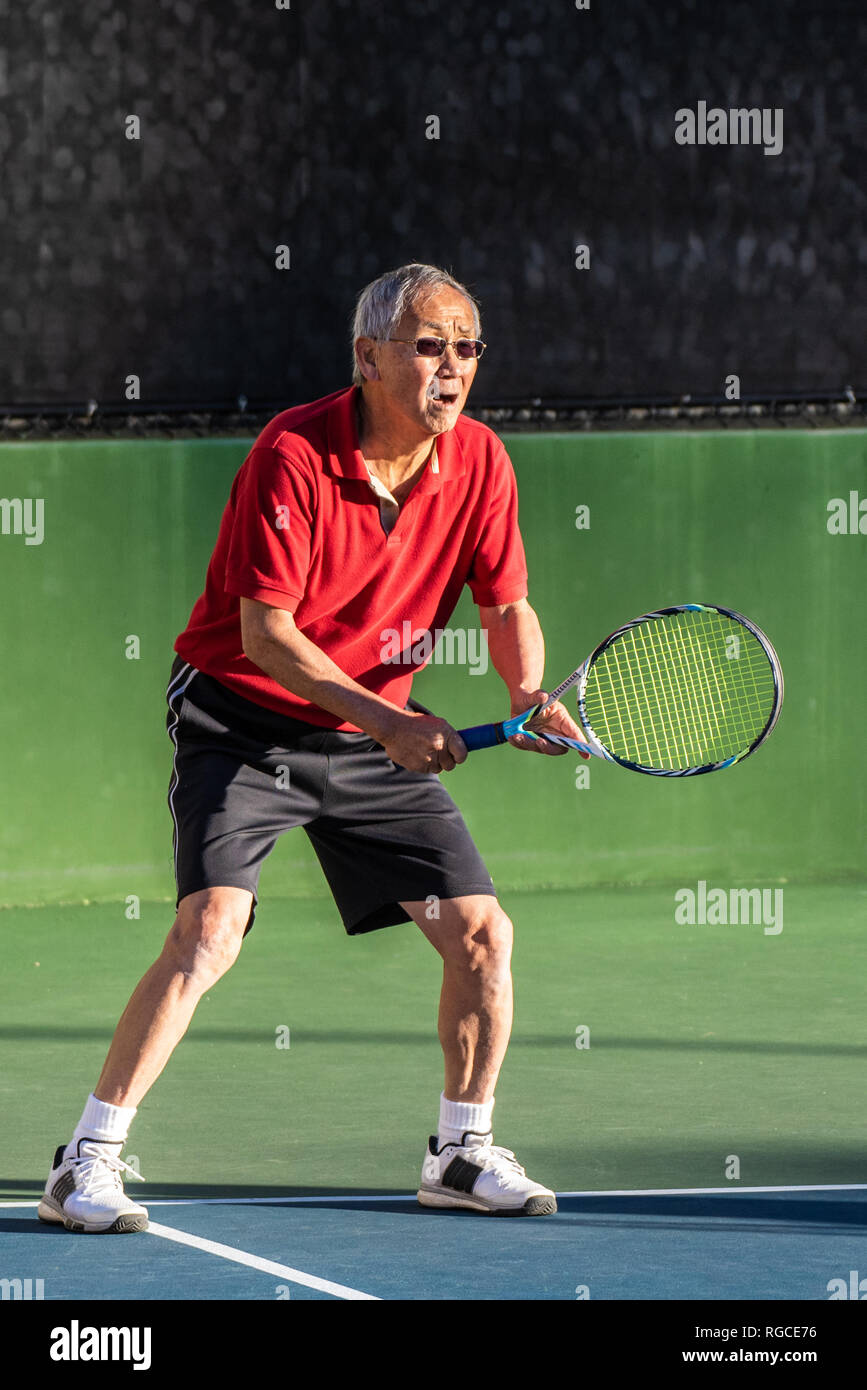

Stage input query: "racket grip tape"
[{"left": 457, "top": 722, "right": 508, "bottom": 751}]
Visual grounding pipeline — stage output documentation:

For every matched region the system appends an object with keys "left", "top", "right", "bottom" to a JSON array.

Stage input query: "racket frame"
[{"left": 460, "top": 604, "right": 784, "bottom": 775}]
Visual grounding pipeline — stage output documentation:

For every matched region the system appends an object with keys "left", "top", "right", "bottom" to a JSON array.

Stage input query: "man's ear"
[{"left": 354, "top": 337, "right": 381, "bottom": 383}]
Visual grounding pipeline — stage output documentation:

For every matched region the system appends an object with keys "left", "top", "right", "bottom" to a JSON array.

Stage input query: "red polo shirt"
[{"left": 174, "top": 385, "right": 528, "bottom": 729}]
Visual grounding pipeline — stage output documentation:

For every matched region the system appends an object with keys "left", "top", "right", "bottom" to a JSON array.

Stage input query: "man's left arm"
[{"left": 478, "top": 598, "right": 589, "bottom": 757}]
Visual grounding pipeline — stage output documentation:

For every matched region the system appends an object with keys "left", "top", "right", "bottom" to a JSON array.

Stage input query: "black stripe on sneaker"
[
  {"left": 51, "top": 1170, "right": 76, "bottom": 1205},
  {"left": 442, "top": 1155, "right": 483, "bottom": 1195}
]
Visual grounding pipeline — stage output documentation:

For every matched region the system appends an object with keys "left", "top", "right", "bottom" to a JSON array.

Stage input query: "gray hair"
[{"left": 350, "top": 263, "right": 481, "bottom": 385}]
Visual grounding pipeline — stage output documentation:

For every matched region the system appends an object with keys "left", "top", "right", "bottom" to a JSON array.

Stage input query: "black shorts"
[{"left": 166, "top": 654, "right": 497, "bottom": 936}]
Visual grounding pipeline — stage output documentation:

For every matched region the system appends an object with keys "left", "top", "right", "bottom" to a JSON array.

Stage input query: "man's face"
[{"left": 366, "top": 287, "right": 481, "bottom": 437}]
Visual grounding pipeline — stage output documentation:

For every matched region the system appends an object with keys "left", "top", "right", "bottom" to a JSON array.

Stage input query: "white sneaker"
[
  {"left": 38, "top": 1139, "right": 149, "bottom": 1233},
  {"left": 418, "top": 1130, "right": 557, "bottom": 1216}
]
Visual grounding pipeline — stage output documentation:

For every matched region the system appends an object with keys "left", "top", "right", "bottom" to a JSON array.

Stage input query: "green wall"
[{"left": 0, "top": 430, "right": 864, "bottom": 909}]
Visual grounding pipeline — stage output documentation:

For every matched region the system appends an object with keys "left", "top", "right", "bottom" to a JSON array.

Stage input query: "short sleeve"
[
  {"left": 224, "top": 447, "right": 315, "bottom": 611},
  {"left": 465, "top": 444, "right": 529, "bottom": 607}
]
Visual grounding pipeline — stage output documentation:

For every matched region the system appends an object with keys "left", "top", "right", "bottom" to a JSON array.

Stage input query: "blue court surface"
[{"left": 3, "top": 1184, "right": 866, "bottom": 1301}]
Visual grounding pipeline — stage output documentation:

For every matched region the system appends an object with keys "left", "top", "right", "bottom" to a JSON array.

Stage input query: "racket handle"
[
  {"left": 459, "top": 715, "right": 603, "bottom": 758},
  {"left": 457, "top": 722, "right": 508, "bottom": 751}
]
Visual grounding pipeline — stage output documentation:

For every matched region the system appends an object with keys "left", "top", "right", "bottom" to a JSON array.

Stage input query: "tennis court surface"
[{"left": 3, "top": 884, "right": 865, "bottom": 1304}]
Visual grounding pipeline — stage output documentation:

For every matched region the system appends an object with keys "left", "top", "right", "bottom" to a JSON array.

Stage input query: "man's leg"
[
  {"left": 95, "top": 885, "right": 253, "bottom": 1106},
  {"left": 401, "top": 893, "right": 556, "bottom": 1216},
  {"left": 39, "top": 886, "right": 253, "bottom": 1233},
  {"left": 401, "top": 894, "right": 513, "bottom": 1104}
]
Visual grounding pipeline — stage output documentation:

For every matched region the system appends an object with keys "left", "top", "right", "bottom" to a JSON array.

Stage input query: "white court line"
[
  {"left": 556, "top": 1183, "right": 867, "bottom": 1198},
  {"left": 5, "top": 1180, "right": 867, "bottom": 1211},
  {"left": 2, "top": 1199, "right": 378, "bottom": 1299},
  {"left": 145, "top": 1220, "right": 379, "bottom": 1300}
]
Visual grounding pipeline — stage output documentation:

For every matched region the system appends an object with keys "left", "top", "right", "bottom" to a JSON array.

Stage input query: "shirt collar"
[{"left": 362, "top": 442, "right": 438, "bottom": 502}]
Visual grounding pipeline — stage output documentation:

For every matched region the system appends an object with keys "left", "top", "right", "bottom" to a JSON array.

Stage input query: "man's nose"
[{"left": 438, "top": 343, "right": 464, "bottom": 368}]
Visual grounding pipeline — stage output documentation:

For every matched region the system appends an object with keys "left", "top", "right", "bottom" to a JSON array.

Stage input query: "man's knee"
[
  {"left": 165, "top": 888, "right": 252, "bottom": 980},
  {"left": 434, "top": 900, "right": 514, "bottom": 974}
]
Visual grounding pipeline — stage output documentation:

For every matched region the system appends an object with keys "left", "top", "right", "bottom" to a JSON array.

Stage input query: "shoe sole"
[
  {"left": 417, "top": 1187, "right": 557, "bottom": 1217},
  {"left": 37, "top": 1197, "right": 149, "bottom": 1234}
]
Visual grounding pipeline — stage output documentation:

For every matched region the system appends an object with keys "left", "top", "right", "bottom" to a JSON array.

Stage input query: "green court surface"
[{"left": 3, "top": 882, "right": 864, "bottom": 1203}]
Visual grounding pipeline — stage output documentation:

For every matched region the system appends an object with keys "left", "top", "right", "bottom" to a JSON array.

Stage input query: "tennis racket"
[{"left": 458, "top": 604, "right": 783, "bottom": 777}]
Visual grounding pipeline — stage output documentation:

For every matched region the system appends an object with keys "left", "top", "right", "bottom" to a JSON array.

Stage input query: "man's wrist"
[
  {"left": 509, "top": 686, "right": 543, "bottom": 713},
  {"left": 362, "top": 700, "right": 409, "bottom": 745}
]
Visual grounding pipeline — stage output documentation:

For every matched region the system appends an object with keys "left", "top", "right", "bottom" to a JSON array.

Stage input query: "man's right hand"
[{"left": 374, "top": 709, "right": 468, "bottom": 774}]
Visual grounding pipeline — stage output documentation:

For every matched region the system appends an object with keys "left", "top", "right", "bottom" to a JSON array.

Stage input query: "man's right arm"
[{"left": 240, "top": 597, "right": 466, "bottom": 774}]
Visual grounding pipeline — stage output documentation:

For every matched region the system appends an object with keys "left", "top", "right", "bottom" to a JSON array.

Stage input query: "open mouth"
[{"left": 428, "top": 380, "right": 460, "bottom": 405}]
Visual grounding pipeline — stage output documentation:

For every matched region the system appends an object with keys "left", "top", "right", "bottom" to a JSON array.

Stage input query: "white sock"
[
  {"left": 69, "top": 1093, "right": 137, "bottom": 1154},
  {"left": 438, "top": 1092, "right": 494, "bottom": 1149}
]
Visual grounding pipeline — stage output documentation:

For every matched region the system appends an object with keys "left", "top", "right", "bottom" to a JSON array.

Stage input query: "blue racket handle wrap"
[
  {"left": 458, "top": 714, "right": 533, "bottom": 750},
  {"left": 459, "top": 711, "right": 601, "bottom": 757}
]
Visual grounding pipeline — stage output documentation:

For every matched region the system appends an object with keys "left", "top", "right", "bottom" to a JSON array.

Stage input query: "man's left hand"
[{"left": 506, "top": 689, "right": 591, "bottom": 758}]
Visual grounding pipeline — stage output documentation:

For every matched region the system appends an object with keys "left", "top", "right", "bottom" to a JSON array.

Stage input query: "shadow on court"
[
  {"left": 0, "top": 1179, "right": 414, "bottom": 1201},
  {"left": 5, "top": 1183, "right": 867, "bottom": 1231},
  {"left": 1, "top": 1024, "right": 866, "bottom": 1058}
]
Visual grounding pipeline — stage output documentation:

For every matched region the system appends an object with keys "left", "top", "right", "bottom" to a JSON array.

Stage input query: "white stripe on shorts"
[{"left": 166, "top": 661, "right": 200, "bottom": 888}]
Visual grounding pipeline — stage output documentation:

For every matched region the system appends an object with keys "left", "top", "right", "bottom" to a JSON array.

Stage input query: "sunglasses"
[{"left": 386, "top": 336, "right": 486, "bottom": 360}]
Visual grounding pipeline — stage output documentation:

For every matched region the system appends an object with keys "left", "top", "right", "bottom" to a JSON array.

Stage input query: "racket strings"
[{"left": 581, "top": 611, "right": 776, "bottom": 770}]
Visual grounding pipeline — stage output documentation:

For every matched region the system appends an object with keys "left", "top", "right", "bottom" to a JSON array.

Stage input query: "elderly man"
[{"left": 40, "top": 263, "right": 586, "bottom": 1233}]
